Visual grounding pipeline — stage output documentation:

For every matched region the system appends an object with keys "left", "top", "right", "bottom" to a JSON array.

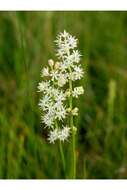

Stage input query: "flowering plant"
[{"left": 38, "top": 30, "right": 84, "bottom": 178}]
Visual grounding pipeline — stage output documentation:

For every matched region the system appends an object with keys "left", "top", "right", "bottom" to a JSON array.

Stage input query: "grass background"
[{"left": 0, "top": 11, "right": 127, "bottom": 179}]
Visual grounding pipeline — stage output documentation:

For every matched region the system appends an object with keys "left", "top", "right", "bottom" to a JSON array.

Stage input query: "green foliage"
[{"left": 0, "top": 11, "right": 127, "bottom": 179}]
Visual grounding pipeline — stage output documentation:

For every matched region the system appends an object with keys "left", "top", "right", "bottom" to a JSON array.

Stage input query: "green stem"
[
  {"left": 69, "top": 76, "right": 76, "bottom": 179},
  {"left": 53, "top": 76, "right": 66, "bottom": 177},
  {"left": 55, "top": 121, "right": 66, "bottom": 177},
  {"left": 59, "top": 140, "right": 66, "bottom": 176}
]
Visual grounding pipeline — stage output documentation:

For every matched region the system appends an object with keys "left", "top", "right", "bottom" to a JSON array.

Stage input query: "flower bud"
[
  {"left": 66, "top": 107, "right": 72, "bottom": 113},
  {"left": 72, "top": 126, "right": 77, "bottom": 134},
  {"left": 55, "top": 61, "right": 60, "bottom": 70},
  {"left": 72, "top": 107, "right": 79, "bottom": 116},
  {"left": 48, "top": 59, "right": 54, "bottom": 67}
]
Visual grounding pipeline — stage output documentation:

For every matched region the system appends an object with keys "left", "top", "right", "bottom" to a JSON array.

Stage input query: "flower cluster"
[
  {"left": 48, "top": 126, "right": 70, "bottom": 143},
  {"left": 38, "top": 30, "right": 84, "bottom": 143}
]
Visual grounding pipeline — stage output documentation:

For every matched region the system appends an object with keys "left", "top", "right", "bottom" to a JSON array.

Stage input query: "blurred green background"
[{"left": 0, "top": 11, "right": 127, "bottom": 179}]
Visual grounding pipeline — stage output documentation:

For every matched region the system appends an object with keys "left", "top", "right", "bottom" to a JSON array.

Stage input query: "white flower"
[
  {"left": 60, "top": 30, "right": 69, "bottom": 38},
  {"left": 42, "top": 113, "right": 54, "bottom": 128},
  {"left": 41, "top": 67, "right": 49, "bottom": 77},
  {"left": 44, "top": 86, "right": 53, "bottom": 96},
  {"left": 55, "top": 105, "right": 66, "bottom": 120},
  {"left": 72, "top": 86, "right": 84, "bottom": 98},
  {"left": 56, "top": 49, "right": 65, "bottom": 59},
  {"left": 57, "top": 30, "right": 77, "bottom": 49},
  {"left": 38, "top": 95, "right": 51, "bottom": 110},
  {"left": 69, "top": 70, "right": 83, "bottom": 81},
  {"left": 48, "top": 59, "right": 54, "bottom": 67},
  {"left": 47, "top": 105, "right": 56, "bottom": 118},
  {"left": 68, "top": 35, "right": 77, "bottom": 49},
  {"left": 48, "top": 129, "right": 59, "bottom": 143},
  {"left": 72, "top": 50, "right": 81, "bottom": 63},
  {"left": 49, "top": 87, "right": 59, "bottom": 97},
  {"left": 54, "top": 90, "right": 66, "bottom": 102},
  {"left": 56, "top": 30, "right": 78, "bottom": 59},
  {"left": 37, "top": 81, "right": 50, "bottom": 92},
  {"left": 73, "top": 65, "right": 84, "bottom": 80},
  {"left": 55, "top": 30, "right": 68, "bottom": 46},
  {"left": 58, "top": 126, "right": 70, "bottom": 142},
  {"left": 64, "top": 55, "right": 75, "bottom": 67},
  {"left": 68, "top": 72, "right": 76, "bottom": 81},
  {"left": 48, "top": 126, "right": 70, "bottom": 143},
  {"left": 38, "top": 31, "right": 84, "bottom": 144},
  {"left": 57, "top": 73, "right": 67, "bottom": 87},
  {"left": 50, "top": 70, "right": 59, "bottom": 81},
  {"left": 59, "top": 60, "right": 68, "bottom": 70}
]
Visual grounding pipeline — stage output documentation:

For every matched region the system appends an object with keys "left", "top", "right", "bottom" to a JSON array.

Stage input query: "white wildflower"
[
  {"left": 50, "top": 69, "right": 59, "bottom": 81},
  {"left": 68, "top": 35, "right": 77, "bottom": 49},
  {"left": 37, "top": 81, "right": 50, "bottom": 92},
  {"left": 44, "top": 85, "right": 53, "bottom": 96},
  {"left": 38, "top": 31, "right": 84, "bottom": 144},
  {"left": 48, "top": 129, "right": 59, "bottom": 143},
  {"left": 56, "top": 49, "right": 65, "bottom": 59},
  {"left": 57, "top": 73, "right": 67, "bottom": 87},
  {"left": 72, "top": 50, "right": 81, "bottom": 63},
  {"left": 72, "top": 86, "right": 84, "bottom": 98},
  {"left": 50, "top": 87, "right": 59, "bottom": 97},
  {"left": 72, "top": 65, "right": 84, "bottom": 80},
  {"left": 74, "top": 65, "right": 84, "bottom": 74},
  {"left": 55, "top": 30, "right": 78, "bottom": 59},
  {"left": 42, "top": 113, "right": 54, "bottom": 128},
  {"left": 65, "top": 55, "right": 75, "bottom": 67},
  {"left": 68, "top": 72, "right": 76, "bottom": 81},
  {"left": 41, "top": 67, "right": 49, "bottom": 77},
  {"left": 38, "top": 95, "right": 51, "bottom": 110},
  {"left": 54, "top": 90, "right": 66, "bottom": 102},
  {"left": 59, "top": 61, "right": 68, "bottom": 71},
  {"left": 55, "top": 105, "right": 66, "bottom": 120},
  {"left": 58, "top": 126, "right": 70, "bottom": 142},
  {"left": 60, "top": 30, "right": 69, "bottom": 38}
]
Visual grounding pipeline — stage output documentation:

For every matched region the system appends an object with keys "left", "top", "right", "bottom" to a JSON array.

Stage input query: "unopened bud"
[
  {"left": 48, "top": 59, "right": 54, "bottom": 67},
  {"left": 66, "top": 107, "right": 72, "bottom": 113},
  {"left": 55, "top": 61, "right": 60, "bottom": 69},
  {"left": 72, "top": 107, "right": 79, "bottom": 116},
  {"left": 72, "top": 126, "right": 77, "bottom": 134}
]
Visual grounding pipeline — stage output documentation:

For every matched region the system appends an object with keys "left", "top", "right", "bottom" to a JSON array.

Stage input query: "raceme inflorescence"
[{"left": 38, "top": 30, "right": 84, "bottom": 178}]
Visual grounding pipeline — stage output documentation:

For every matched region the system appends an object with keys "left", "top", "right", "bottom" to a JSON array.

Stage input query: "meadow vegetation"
[{"left": 0, "top": 12, "right": 127, "bottom": 178}]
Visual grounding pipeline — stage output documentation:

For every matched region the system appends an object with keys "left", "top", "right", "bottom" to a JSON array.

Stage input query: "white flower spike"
[{"left": 38, "top": 31, "right": 84, "bottom": 144}]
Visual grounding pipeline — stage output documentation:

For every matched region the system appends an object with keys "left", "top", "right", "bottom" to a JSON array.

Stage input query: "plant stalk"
[
  {"left": 59, "top": 140, "right": 66, "bottom": 176},
  {"left": 55, "top": 121, "right": 66, "bottom": 177},
  {"left": 69, "top": 77, "right": 76, "bottom": 179}
]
